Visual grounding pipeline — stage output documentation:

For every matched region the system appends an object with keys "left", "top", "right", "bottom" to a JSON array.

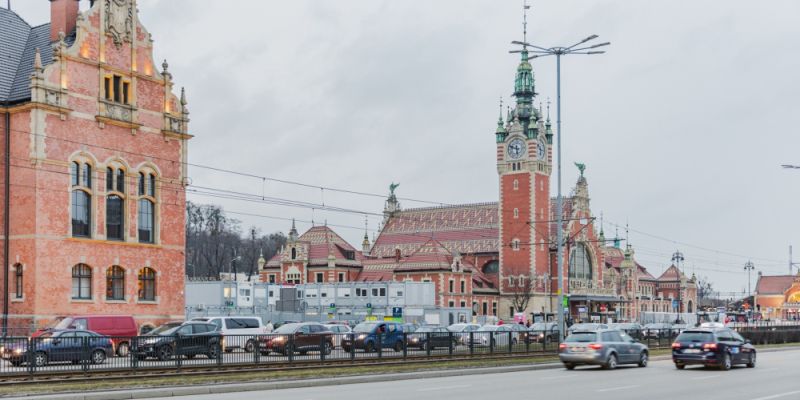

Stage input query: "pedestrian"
[
  {"left": 498, "top": 319, "right": 504, "bottom": 326},
  {"left": 265, "top": 320, "right": 274, "bottom": 333},
  {"left": 526, "top": 320, "right": 531, "bottom": 328}
]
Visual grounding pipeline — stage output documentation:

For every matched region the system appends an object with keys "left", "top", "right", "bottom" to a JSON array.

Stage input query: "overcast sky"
[{"left": 12, "top": 0, "right": 800, "bottom": 295}]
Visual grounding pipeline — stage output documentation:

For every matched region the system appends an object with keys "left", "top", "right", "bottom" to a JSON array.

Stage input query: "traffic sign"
[
  {"left": 392, "top": 307, "right": 403, "bottom": 318},
  {"left": 562, "top": 296, "right": 568, "bottom": 308},
  {"left": 366, "top": 302, "right": 372, "bottom": 309}
]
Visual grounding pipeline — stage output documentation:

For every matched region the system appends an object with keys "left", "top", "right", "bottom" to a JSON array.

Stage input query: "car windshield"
[
  {"left": 531, "top": 323, "right": 550, "bottom": 330},
  {"left": 274, "top": 323, "right": 300, "bottom": 334},
  {"left": 477, "top": 326, "right": 497, "bottom": 332},
  {"left": 416, "top": 327, "right": 435, "bottom": 333},
  {"left": 353, "top": 323, "right": 378, "bottom": 333},
  {"left": 148, "top": 323, "right": 182, "bottom": 336},
  {"left": 53, "top": 318, "right": 74, "bottom": 330},
  {"left": 565, "top": 332, "right": 597, "bottom": 343},
  {"left": 448, "top": 324, "right": 465, "bottom": 332},
  {"left": 676, "top": 331, "right": 714, "bottom": 342},
  {"left": 571, "top": 324, "right": 596, "bottom": 330}
]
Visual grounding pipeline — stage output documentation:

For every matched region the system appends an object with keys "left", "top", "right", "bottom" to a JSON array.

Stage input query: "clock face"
[
  {"left": 537, "top": 138, "right": 546, "bottom": 160},
  {"left": 507, "top": 138, "right": 525, "bottom": 160}
]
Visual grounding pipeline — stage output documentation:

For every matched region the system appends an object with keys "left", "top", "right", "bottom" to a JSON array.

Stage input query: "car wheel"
[
  {"left": 393, "top": 341, "right": 403, "bottom": 353},
  {"left": 34, "top": 351, "right": 48, "bottom": 367},
  {"left": 746, "top": 352, "right": 756, "bottom": 368},
  {"left": 245, "top": 340, "right": 256, "bottom": 353},
  {"left": 117, "top": 342, "right": 130, "bottom": 357},
  {"left": 91, "top": 349, "right": 106, "bottom": 364},
  {"left": 283, "top": 344, "right": 295, "bottom": 356},
  {"left": 224, "top": 348, "right": 234, "bottom": 353},
  {"left": 364, "top": 341, "right": 375, "bottom": 353},
  {"left": 604, "top": 353, "right": 618, "bottom": 370},
  {"left": 157, "top": 345, "right": 173, "bottom": 361},
  {"left": 324, "top": 342, "right": 333, "bottom": 355},
  {"left": 342, "top": 345, "right": 351, "bottom": 353},
  {"left": 720, "top": 353, "right": 731, "bottom": 371},
  {"left": 512, "top": 338, "right": 518, "bottom": 346},
  {"left": 207, "top": 343, "right": 221, "bottom": 359},
  {"left": 638, "top": 351, "right": 648, "bottom": 368},
  {"left": 564, "top": 363, "right": 575, "bottom": 370},
  {"left": 675, "top": 363, "right": 685, "bottom": 370}
]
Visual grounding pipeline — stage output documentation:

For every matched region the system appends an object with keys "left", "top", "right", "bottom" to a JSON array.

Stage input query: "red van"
[{"left": 33, "top": 315, "right": 138, "bottom": 356}]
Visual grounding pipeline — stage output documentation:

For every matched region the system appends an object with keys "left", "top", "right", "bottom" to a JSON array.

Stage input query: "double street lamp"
[
  {"left": 510, "top": 35, "right": 610, "bottom": 338},
  {"left": 744, "top": 260, "right": 755, "bottom": 303}
]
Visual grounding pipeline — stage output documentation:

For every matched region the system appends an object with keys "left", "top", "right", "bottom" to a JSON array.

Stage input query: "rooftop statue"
[{"left": 574, "top": 162, "right": 586, "bottom": 177}]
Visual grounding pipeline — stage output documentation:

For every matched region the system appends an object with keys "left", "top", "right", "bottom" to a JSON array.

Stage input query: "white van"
[{"left": 191, "top": 316, "right": 267, "bottom": 352}]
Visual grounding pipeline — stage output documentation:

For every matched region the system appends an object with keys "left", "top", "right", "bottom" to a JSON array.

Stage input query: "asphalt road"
[{"left": 147, "top": 349, "right": 800, "bottom": 400}]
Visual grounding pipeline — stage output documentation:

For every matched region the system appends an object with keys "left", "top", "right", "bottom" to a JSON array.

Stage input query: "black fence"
[{"left": 0, "top": 331, "right": 560, "bottom": 376}]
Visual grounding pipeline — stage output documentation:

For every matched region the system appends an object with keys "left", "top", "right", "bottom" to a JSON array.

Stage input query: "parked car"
[
  {"left": 1, "top": 330, "right": 112, "bottom": 367},
  {"left": 528, "top": 322, "right": 560, "bottom": 343},
  {"left": 401, "top": 323, "right": 420, "bottom": 334},
  {"left": 258, "top": 322, "right": 333, "bottom": 356},
  {"left": 447, "top": 323, "right": 481, "bottom": 344},
  {"left": 643, "top": 323, "right": 674, "bottom": 339},
  {"left": 132, "top": 321, "right": 221, "bottom": 361},
  {"left": 323, "top": 323, "right": 352, "bottom": 348},
  {"left": 33, "top": 315, "right": 137, "bottom": 357},
  {"left": 191, "top": 316, "right": 267, "bottom": 353},
  {"left": 559, "top": 329, "right": 649, "bottom": 370},
  {"left": 408, "top": 326, "right": 457, "bottom": 350},
  {"left": 341, "top": 321, "right": 405, "bottom": 353},
  {"left": 469, "top": 325, "right": 517, "bottom": 347},
  {"left": 672, "top": 328, "right": 756, "bottom": 370}
]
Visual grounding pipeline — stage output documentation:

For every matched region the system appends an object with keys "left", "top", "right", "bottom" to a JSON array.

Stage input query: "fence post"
[
  {"left": 508, "top": 331, "right": 513, "bottom": 354},
  {"left": 525, "top": 332, "right": 530, "bottom": 353},
  {"left": 426, "top": 332, "right": 431, "bottom": 357},
  {"left": 469, "top": 332, "right": 474, "bottom": 356},
  {"left": 402, "top": 332, "right": 407, "bottom": 359},
  {"left": 377, "top": 332, "right": 382, "bottom": 359},
  {"left": 254, "top": 335, "right": 260, "bottom": 365},
  {"left": 489, "top": 332, "right": 494, "bottom": 354},
  {"left": 320, "top": 334, "right": 326, "bottom": 363},
  {"left": 131, "top": 336, "right": 138, "bottom": 369},
  {"left": 287, "top": 335, "right": 294, "bottom": 363},
  {"left": 27, "top": 337, "right": 35, "bottom": 376},
  {"left": 350, "top": 333, "right": 355, "bottom": 361},
  {"left": 82, "top": 336, "right": 89, "bottom": 373},
  {"left": 448, "top": 332, "right": 453, "bottom": 356},
  {"left": 175, "top": 335, "right": 182, "bottom": 371}
]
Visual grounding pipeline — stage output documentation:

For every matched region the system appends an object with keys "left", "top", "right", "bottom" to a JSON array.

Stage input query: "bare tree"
[{"left": 509, "top": 273, "right": 537, "bottom": 315}]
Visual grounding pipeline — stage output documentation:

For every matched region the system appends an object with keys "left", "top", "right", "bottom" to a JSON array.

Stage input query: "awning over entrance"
[{"left": 569, "top": 295, "right": 629, "bottom": 303}]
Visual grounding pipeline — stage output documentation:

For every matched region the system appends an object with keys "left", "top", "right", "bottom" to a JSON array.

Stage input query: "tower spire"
[{"left": 523, "top": 0, "right": 530, "bottom": 46}]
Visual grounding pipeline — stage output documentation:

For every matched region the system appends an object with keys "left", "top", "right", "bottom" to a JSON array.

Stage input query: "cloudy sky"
[{"left": 12, "top": 0, "right": 800, "bottom": 295}]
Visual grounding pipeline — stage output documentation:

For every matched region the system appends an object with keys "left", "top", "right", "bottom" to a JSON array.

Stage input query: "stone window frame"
[
  {"left": 136, "top": 165, "right": 160, "bottom": 244},
  {"left": 13, "top": 263, "right": 23, "bottom": 300},
  {"left": 70, "top": 156, "right": 96, "bottom": 239},
  {"left": 106, "top": 265, "right": 126, "bottom": 301},
  {"left": 138, "top": 267, "right": 157, "bottom": 301},
  {"left": 103, "top": 73, "right": 133, "bottom": 105},
  {"left": 71, "top": 263, "right": 93, "bottom": 300}
]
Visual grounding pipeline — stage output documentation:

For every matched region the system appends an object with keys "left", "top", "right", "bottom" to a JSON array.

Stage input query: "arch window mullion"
[
  {"left": 14, "top": 265, "right": 22, "bottom": 299},
  {"left": 138, "top": 267, "right": 156, "bottom": 301},
  {"left": 71, "top": 264, "right": 92, "bottom": 300},
  {"left": 106, "top": 266, "right": 125, "bottom": 300}
]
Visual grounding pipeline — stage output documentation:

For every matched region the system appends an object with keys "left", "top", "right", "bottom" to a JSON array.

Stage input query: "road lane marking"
[
  {"left": 416, "top": 384, "right": 472, "bottom": 392},
  {"left": 751, "top": 390, "right": 800, "bottom": 400},
  {"left": 691, "top": 374, "right": 721, "bottom": 380},
  {"left": 597, "top": 385, "right": 640, "bottom": 392}
]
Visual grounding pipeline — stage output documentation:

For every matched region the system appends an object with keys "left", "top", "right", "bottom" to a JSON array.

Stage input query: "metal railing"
[{"left": 0, "top": 331, "right": 561, "bottom": 377}]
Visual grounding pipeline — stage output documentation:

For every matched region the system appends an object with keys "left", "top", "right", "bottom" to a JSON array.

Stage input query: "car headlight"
[
  {"left": 357, "top": 334, "right": 367, "bottom": 340},
  {"left": 410, "top": 338, "right": 419, "bottom": 343},
  {"left": 143, "top": 337, "right": 160, "bottom": 345},
  {"left": 272, "top": 336, "right": 285, "bottom": 343},
  {"left": 13, "top": 348, "right": 22, "bottom": 355},
  {"left": 538, "top": 333, "right": 544, "bottom": 338}
]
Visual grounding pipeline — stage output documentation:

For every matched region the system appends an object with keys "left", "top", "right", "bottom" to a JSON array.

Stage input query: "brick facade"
[{"left": 0, "top": 0, "right": 189, "bottom": 333}]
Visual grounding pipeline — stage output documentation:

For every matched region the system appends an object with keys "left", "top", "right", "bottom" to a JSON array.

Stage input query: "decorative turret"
[
  {"left": 383, "top": 183, "right": 401, "bottom": 224},
  {"left": 495, "top": 98, "right": 508, "bottom": 143},
  {"left": 573, "top": 163, "right": 590, "bottom": 212},
  {"left": 288, "top": 219, "right": 299, "bottom": 242},
  {"left": 545, "top": 99, "right": 553, "bottom": 144}
]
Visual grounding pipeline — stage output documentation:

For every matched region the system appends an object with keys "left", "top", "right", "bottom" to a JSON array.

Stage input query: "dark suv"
[
  {"left": 258, "top": 322, "right": 333, "bottom": 356},
  {"left": 672, "top": 328, "right": 756, "bottom": 370},
  {"left": 133, "top": 321, "right": 221, "bottom": 361},
  {"left": 559, "top": 329, "right": 649, "bottom": 370}
]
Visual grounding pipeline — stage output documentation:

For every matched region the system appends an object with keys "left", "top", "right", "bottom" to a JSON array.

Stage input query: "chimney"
[{"left": 50, "top": 0, "right": 80, "bottom": 42}]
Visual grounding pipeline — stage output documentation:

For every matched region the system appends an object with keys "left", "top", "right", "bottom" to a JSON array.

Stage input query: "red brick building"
[
  {"left": 754, "top": 274, "right": 800, "bottom": 320},
  {"left": 0, "top": 0, "right": 190, "bottom": 333}
]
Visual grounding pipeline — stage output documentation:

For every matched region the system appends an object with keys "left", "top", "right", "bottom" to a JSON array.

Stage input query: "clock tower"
[{"left": 496, "top": 44, "right": 553, "bottom": 316}]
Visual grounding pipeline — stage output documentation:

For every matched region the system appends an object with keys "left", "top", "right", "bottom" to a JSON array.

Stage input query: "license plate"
[
  {"left": 570, "top": 347, "right": 585, "bottom": 352},
  {"left": 683, "top": 349, "right": 701, "bottom": 354},
  {"left": 731, "top": 347, "right": 739, "bottom": 354}
]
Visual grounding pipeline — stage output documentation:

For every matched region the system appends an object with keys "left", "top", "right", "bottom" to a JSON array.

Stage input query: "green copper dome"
[{"left": 514, "top": 51, "right": 535, "bottom": 95}]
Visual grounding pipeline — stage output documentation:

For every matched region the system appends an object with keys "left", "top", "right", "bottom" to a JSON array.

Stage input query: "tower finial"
[
  {"left": 546, "top": 97, "right": 551, "bottom": 122},
  {"left": 523, "top": 0, "right": 530, "bottom": 46}
]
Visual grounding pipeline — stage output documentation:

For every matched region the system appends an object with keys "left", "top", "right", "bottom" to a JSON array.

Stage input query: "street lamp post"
[
  {"left": 672, "top": 250, "right": 685, "bottom": 323},
  {"left": 744, "top": 260, "right": 755, "bottom": 303},
  {"left": 510, "top": 36, "right": 610, "bottom": 339}
]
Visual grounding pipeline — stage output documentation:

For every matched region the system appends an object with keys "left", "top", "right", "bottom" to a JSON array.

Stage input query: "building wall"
[{"left": 1, "top": 1, "right": 188, "bottom": 333}]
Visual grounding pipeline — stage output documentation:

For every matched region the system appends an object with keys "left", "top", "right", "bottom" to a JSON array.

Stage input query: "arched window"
[
  {"left": 513, "top": 179, "right": 519, "bottom": 190},
  {"left": 14, "top": 264, "right": 22, "bottom": 299},
  {"left": 106, "top": 195, "right": 124, "bottom": 241},
  {"left": 291, "top": 247, "right": 297, "bottom": 260},
  {"left": 568, "top": 243, "right": 593, "bottom": 280},
  {"left": 513, "top": 208, "right": 519, "bottom": 218},
  {"left": 72, "top": 264, "right": 92, "bottom": 300},
  {"left": 137, "top": 170, "right": 157, "bottom": 244},
  {"left": 138, "top": 267, "right": 156, "bottom": 301},
  {"left": 138, "top": 199, "right": 154, "bottom": 243},
  {"left": 71, "top": 161, "right": 93, "bottom": 238},
  {"left": 106, "top": 266, "right": 125, "bottom": 300}
]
